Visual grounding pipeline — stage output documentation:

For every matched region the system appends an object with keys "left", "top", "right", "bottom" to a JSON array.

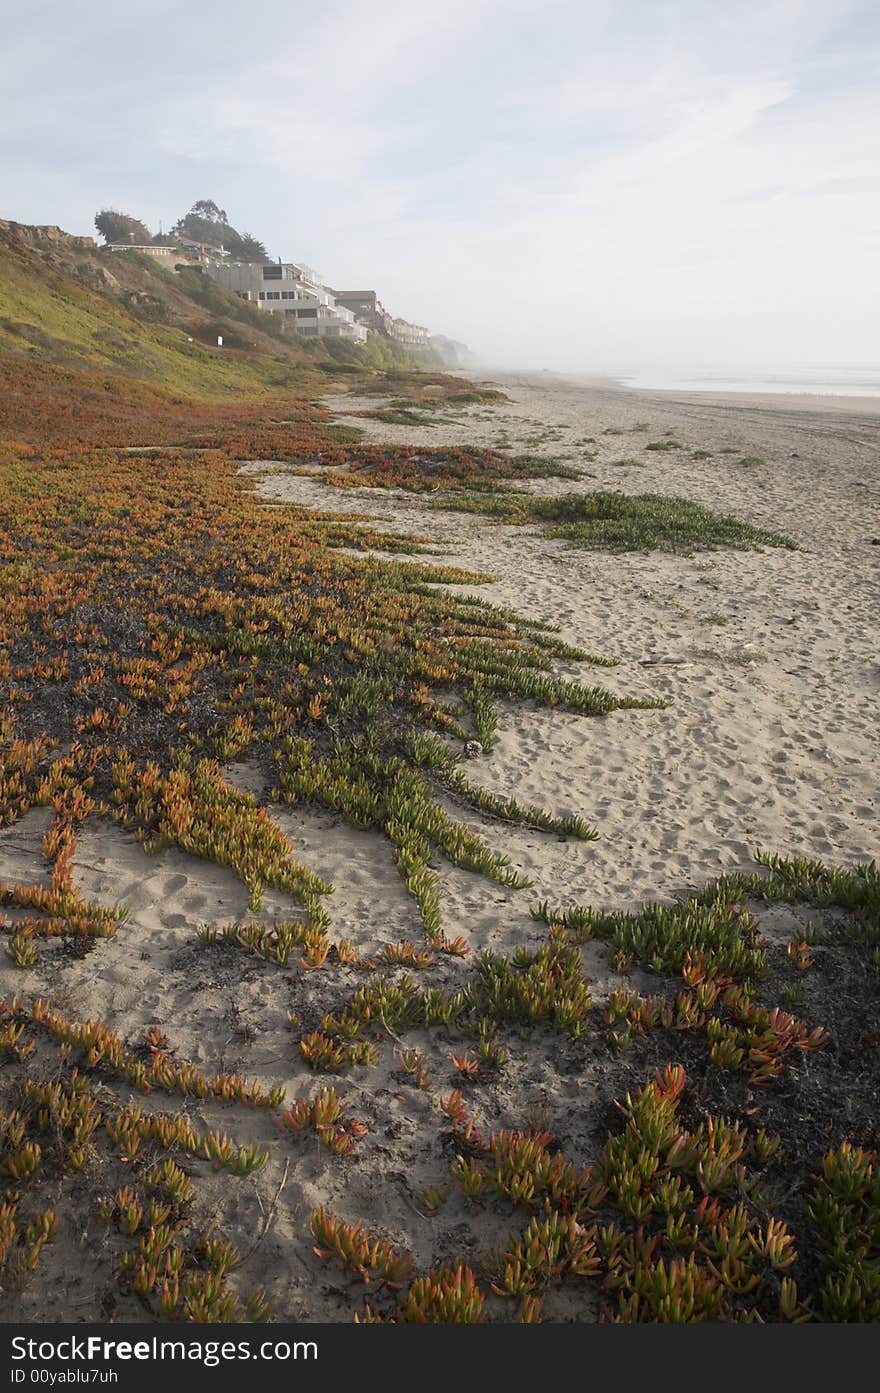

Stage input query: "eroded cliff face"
[
  {"left": 0, "top": 219, "right": 121, "bottom": 296},
  {"left": 0, "top": 218, "right": 97, "bottom": 251}
]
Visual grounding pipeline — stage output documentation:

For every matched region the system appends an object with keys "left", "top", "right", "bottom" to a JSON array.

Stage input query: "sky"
[{"left": 2, "top": 0, "right": 878, "bottom": 372}]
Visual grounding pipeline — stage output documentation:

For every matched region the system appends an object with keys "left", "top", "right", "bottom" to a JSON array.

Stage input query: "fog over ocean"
[{"left": 617, "top": 365, "right": 880, "bottom": 398}]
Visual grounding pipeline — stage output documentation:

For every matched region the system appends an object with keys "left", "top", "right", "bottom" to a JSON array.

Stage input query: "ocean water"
[{"left": 618, "top": 366, "right": 880, "bottom": 399}]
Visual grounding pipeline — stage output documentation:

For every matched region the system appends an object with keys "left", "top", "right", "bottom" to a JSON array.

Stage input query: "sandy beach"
[
  {"left": 1, "top": 372, "right": 877, "bottom": 1322},
  {"left": 268, "top": 371, "right": 879, "bottom": 911}
]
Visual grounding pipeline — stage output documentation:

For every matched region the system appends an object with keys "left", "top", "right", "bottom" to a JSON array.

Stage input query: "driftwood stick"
[{"left": 241, "top": 1158, "right": 290, "bottom": 1267}]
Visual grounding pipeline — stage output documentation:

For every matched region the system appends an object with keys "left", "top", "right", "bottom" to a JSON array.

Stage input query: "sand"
[
  {"left": 1, "top": 373, "right": 877, "bottom": 1322},
  {"left": 265, "top": 372, "right": 879, "bottom": 909}
]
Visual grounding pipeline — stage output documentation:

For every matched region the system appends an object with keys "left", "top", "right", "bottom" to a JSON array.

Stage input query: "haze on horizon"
[{"left": 3, "top": 0, "right": 878, "bottom": 375}]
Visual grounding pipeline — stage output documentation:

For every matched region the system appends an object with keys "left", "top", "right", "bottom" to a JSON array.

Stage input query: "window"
[
  {"left": 297, "top": 308, "right": 317, "bottom": 318},
  {"left": 262, "top": 264, "right": 282, "bottom": 280},
  {"left": 258, "top": 292, "right": 265, "bottom": 300}
]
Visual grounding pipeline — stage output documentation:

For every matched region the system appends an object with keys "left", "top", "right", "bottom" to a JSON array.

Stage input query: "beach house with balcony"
[
  {"left": 202, "top": 259, "right": 368, "bottom": 342},
  {"left": 389, "top": 316, "right": 431, "bottom": 350},
  {"left": 331, "top": 290, "right": 394, "bottom": 336}
]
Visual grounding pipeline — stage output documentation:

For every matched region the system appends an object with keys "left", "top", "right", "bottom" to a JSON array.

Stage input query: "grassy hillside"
[
  {"left": 0, "top": 228, "right": 431, "bottom": 422},
  {"left": 0, "top": 239, "right": 317, "bottom": 397}
]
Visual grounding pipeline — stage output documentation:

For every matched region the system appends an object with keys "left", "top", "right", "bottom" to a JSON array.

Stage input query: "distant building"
[
  {"left": 332, "top": 290, "right": 431, "bottom": 351},
  {"left": 177, "top": 238, "right": 229, "bottom": 262},
  {"left": 106, "top": 243, "right": 179, "bottom": 261},
  {"left": 331, "top": 290, "right": 394, "bottom": 336},
  {"left": 202, "top": 260, "right": 368, "bottom": 342},
  {"left": 389, "top": 316, "right": 431, "bottom": 350}
]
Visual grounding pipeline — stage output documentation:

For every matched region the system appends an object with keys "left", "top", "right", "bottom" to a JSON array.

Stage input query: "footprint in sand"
[{"left": 160, "top": 912, "right": 190, "bottom": 929}]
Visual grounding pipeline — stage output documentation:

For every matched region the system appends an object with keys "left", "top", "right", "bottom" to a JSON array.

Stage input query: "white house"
[
  {"left": 202, "top": 259, "right": 369, "bottom": 342},
  {"left": 106, "top": 243, "right": 179, "bottom": 261}
]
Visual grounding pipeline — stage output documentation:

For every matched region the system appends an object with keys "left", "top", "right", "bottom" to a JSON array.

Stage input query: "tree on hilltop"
[
  {"left": 233, "top": 231, "right": 270, "bottom": 261},
  {"left": 190, "top": 199, "right": 229, "bottom": 225},
  {"left": 94, "top": 209, "right": 153, "bottom": 245},
  {"left": 172, "top": 200, "right": 272, "bottom": 262}
]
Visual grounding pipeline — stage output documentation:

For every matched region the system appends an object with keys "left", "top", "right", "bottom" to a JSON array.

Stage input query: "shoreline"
[{"left": 473, "top": 367, "right": 880, "bottom": 415}]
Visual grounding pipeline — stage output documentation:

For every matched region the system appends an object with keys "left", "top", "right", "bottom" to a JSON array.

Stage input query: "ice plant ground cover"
[
  {"left": 0, "top": 346, "right": 877, "bottom": 1323},
  {"left": 0, "top": 395, "right": 660, "bottom": 944},
  {"left": 294, "top": 458, "right": 797, "bottom": 555}
]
